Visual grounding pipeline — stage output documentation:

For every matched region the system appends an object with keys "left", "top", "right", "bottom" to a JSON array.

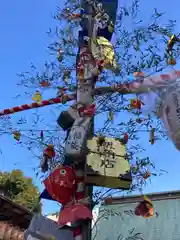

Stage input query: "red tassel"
[
  {"left": 79, "top": 104, "right": 96, "bottom": 116},
  {"left": 122, "top": 133, "right": 128, "bottom": 144}
]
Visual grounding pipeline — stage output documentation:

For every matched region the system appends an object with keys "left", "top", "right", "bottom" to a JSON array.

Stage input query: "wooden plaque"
[{"left": 86, "top": 136, "right": 132, "bottom": 189}]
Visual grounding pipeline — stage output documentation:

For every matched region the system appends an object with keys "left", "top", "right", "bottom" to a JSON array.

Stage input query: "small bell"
[
  {"left": 57, "top": 49, "right": 63, "bottom": 62},
  {"left": 32, "top": 91, "right": 42, "bottom": 103},
  {"left": 149, "top": 128, "right": 155, "bottom": 145},
  {"left": 13, "top": 131, "right": 21, "bottom": 141}
]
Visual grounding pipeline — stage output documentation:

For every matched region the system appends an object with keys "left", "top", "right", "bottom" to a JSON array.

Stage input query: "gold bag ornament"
[{"left": 91, "top": 37, "right": 117, "bottom": 71}]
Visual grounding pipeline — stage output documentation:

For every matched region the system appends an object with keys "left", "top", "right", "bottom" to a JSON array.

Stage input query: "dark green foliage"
[{"left": 0, "top": 169, "right": 40, "bottom": 211}]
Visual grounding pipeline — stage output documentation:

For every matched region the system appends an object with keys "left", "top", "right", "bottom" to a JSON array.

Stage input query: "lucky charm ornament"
[
  {"left": 40, "top": 144, "right": 55, "bottom": 172},
  {"left": 135, "top": 196, "right": 154, "bottom": 218}
]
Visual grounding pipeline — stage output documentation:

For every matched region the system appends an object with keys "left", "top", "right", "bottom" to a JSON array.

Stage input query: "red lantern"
[
  {"left": 58, "top": 203, "right": 92, "bottom": 227},
  {"left": 43, "top": 166, "right": 76, "bottom": 205}
]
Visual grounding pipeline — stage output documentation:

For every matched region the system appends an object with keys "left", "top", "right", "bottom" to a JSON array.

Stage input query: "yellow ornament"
[
  {"left": 108, "top": 111, "right": 114, "bottom": 121},
  {"left": 13, "top": 131, "right": 21, "bottom": 141},
  {"left": 91, "top": 37, "right": 117, "bottom": 71},
  {"left": 143, "top": 195, "right": 152, "bottom": 205},
  {"left": 32, "top": 91, "right": 42, "bottom": 103},
  {"left": 168, "top": 57, "right": 176, "bottom": 65}
]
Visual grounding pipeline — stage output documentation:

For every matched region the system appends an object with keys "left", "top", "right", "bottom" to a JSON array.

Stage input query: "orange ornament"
[
  {"left": 40, "top": 80, "right": 50, "bottom": 87},
  {"left": 135, "top": 196, "right": 154, "bottom": 218},
  {"left": 133, "top": 72, "right": 144, "bottom": 77},
  {"left": 168, "top": 58, "right": 176, "bottom": 65},
  {"left": 143, "top": 171, "right": 151, "bottom": 180},
  {"left": 44, "top": 144, "right": 55, "bottom": 158},
  {"left": 130, "top": 99, "right": 142, "bottom": 109}
]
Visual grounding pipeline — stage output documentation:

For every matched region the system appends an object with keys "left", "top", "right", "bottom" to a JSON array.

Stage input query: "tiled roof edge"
[{"left": 103, "top": 190, "right": 180, "bottom": 205}]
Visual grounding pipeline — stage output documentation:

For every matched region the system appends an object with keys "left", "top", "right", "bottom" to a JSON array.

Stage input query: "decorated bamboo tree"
[{"left": 2, "top": 0, "right": 179, "bottom": 236}]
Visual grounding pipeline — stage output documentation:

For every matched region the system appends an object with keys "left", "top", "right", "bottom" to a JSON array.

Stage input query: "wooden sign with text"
[{"left": 86, "top": 137, "right": 132, "bottom": 189}]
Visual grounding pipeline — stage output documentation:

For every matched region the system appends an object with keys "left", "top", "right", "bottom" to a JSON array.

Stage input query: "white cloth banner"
[{"left": 24, "top": 214, "right": 73, "bottom": 240}]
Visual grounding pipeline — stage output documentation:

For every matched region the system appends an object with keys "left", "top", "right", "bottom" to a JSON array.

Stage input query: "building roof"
[
  {"left": 0, "top": 194, "right": 33, "bottom": 229},
  {"left": 103, "top": 190, "right": 180, "bottom": 205}
]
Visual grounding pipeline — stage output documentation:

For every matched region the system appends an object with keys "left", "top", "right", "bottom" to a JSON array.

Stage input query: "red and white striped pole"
[{"left": 0, "top": 71, "right": 179, "bottom": 117}]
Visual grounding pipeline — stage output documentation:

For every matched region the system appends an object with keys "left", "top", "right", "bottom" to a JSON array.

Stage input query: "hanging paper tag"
[{"left": 64, "top": 117, "right": 91, "bottom": 157}]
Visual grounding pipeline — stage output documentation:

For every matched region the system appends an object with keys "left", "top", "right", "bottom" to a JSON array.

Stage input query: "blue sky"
[{"left": 0, "top": 0, "right": 180, "bottom": 215}]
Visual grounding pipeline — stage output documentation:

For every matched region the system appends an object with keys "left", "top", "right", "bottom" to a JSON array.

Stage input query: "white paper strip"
[{"left": 160, "top": 86, "right": 180, "bottom": 150}]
